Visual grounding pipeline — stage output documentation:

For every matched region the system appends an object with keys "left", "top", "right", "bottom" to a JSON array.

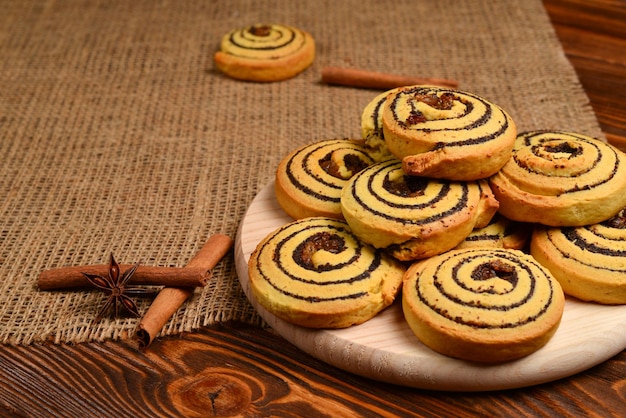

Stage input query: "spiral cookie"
[
  {"left": 490, "top": 130, "right": 626, "bottom": 227},
  {"left": 275, "top": 139, "right": 375, "bottom": 220},
  {"left": 381, "top": 85, "right": 516, "bottom": 180},
  {"left": 531, "top": 207, "right": 626, "bottom": 304},
  {"left": 455, "top": 214, "right": 530, "bottom": 251},
  {"left": 214, "top": 23, "right": 315, "bottom": 82},
  {"left": 340, "top": 159, "right": 499, "bottom": 261},
  {"left": 360, "top": 88, "right": 399, "bottom": 162},
  {"left": 248, "top": 217, "right": 406, "bottom": 328},
  {"left": 402, "top": 248, "right": 565, "bottom": 363}
]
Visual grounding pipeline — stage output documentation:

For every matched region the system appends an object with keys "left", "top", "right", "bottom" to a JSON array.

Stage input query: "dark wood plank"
[{"left": 1, "top": 324, "right": 624, "bottom": 417}]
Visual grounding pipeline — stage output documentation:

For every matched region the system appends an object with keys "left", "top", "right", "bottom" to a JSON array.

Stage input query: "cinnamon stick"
[
  {"left": 135, "top": 234, "right": 233, "bottom": 349},
  {"left": 321, "top": 66, "right": 459, "bottom": 89},
  {"left": 38, "top": 265, "right": 210, "bottom": 290}
]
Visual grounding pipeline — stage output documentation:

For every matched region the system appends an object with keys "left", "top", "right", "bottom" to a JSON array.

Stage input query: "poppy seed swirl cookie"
[
  {"left": 490, "top": 130, "right": 626, "bottom": 227},
  {"left": 455, "top": 214, "right": 530, "bottom": 251},
  {"left": 531, "top": 207, "right": 626, "bottom": 304},
  {"left": 248, "top": 217, "right": 406, "bottom": 328},
  {"left": 275, "top": 139, "right": 374, "bottom": 220},
  {"left": 360, "top": 88, "right": 399, "bottom": 162},
  {"left": 402, "top": 248, "right": 565, "bottom": 363},
  {"left": 382, "top": 85, "right": 516, "bottom": 180},
  {"left": 340, "top": 159, "right": 499, "bottom": 261},
  {"left": 214, "top": 23, "right": 315, "bottom": 82}
]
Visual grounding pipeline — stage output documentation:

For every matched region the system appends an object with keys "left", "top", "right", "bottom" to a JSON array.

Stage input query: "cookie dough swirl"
[
  {"left": 531, "top": 208, "right": 626, "bottom": 304},
  {"left": 382, "top": 85, "right": 516, "bottom": 180},
  {"left": 455, "top": 214, "right": 530, "bottom": 250},
  {"left": 402, "top": 248, "right": 565, "bottom": 363},
  {"left": 248, "top": 217, "right": 405, "bottom": 328},
  {"left": 214, "top": 23, "right": 315, "bottom": 82},
  {"left": 275, "top": 139, "right": 374, "bottom": 220},
  {"left": 490, "top": 130, "right": 626, "bottom": 227},
  {"left": 340, "top": 159, "right": 499, "bottom": 261},
  {"left": 360, "top": 88, "right": 399, "bottom": 162}
]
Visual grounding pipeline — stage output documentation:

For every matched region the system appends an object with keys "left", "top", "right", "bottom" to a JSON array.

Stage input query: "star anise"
[{"left": 82, "top": 253, "right": 142, "bottom": 323}]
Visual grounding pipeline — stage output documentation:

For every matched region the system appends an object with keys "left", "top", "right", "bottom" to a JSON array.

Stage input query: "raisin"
[
  {"left": 249, "top": 25, "right": 271, "bottom": 36},
  {"left": 383, "top": 175, "right": 428, "bottom": 197},
  {"left": 294, "top": 232, "right": 346, "bottom": 270}
]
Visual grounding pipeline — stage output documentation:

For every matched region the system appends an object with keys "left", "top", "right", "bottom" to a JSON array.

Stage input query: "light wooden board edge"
[{"left": 234, "top": 181, "right": 626, "bottom": 391}]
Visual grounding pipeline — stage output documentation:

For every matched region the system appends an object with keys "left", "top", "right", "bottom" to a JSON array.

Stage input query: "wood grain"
[
  {"left": 1, "top": 1, "right": 625, "bottom": 416},
  {"left": 235, "top": 181, "right": 626, "bottom": 392},
  {"left": 1, "top": 325, "right": 624, "bottom": 417}
]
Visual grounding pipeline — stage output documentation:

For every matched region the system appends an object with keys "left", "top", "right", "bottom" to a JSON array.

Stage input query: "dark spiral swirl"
[
  {"left": 222, "top": 24, "right": 310, "bottom": 60},
  {"left": 275, "top": 139, "right": 374, "bottom": 219},
  {"left": 531, "top": 208, "right": 626, "bottom": 304},
  {"left": 508, "top": 130, "right": 621, "bottom": 195},
  {"left": 490, "top": 130, "right": 626, "bottom": 226},
  {"left": 340, "top": 159, "right": 498, "bottom": 258},
  {"left": 411, "top": 248, "right": 560, "bottom": 329},
  {"left": 248, "top": 217, "right": 405, "bottom": 328},
  {"left": 382, "top": 85, "right": 515, "bottom": 153}
]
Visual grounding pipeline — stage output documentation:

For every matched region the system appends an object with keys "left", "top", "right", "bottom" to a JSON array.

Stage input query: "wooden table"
[{"left": 1, "top": 1, "right": 624, "bottom": 416}]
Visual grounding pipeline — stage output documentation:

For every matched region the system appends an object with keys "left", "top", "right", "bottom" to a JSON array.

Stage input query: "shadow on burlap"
[{"left": 0, "top": 0, "right": 602, "bottom": 345}]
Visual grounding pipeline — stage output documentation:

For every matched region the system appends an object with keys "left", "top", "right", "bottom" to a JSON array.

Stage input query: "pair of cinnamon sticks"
[
  {"left": 38, "top": 67, "right": 455, "bottom": 348},
  {"left": 38, "top": 234, "right": 233, "bottom": 349}
]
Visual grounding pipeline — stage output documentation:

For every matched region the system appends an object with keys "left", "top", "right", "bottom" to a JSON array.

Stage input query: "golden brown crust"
[
  {"left": 530, "top": 211, "right": 626, "bottom": 304},
  {"left": 381, "top": 85, "right": 516, "bottom": 180},
  {"left": 360, "top": 88, "right": 400, "bottom": 162},
  {"left": 455, "top": 213, "right": 530, "bottom": 250},
  {"left": 490, "top": 130, "right": 626, "bottom": 226},
  {"left": 275, "top": 139, "right": 374, "bottom": 220},
  {"left": 214, "top": 23, "right": 315, "bottom": 82},
  {"left": 340, "top": 160, "right": 499, "bottom": 261},
  {"left": 248, "top": 217, "right": 406, "bottom": 328},
  {"left": 402, "top": 248, "right": 565, "bottom": 363}
]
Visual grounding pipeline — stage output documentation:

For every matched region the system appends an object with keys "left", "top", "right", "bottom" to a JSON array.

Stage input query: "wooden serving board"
[{"left": 234, "top": 181, "right": 626, "bottom": 391}]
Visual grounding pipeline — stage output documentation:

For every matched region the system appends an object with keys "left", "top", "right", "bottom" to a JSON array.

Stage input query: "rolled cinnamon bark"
[
  {"left": 321, "top": 66, "right": 458, "bottom": 89},
  {"left": 38, "top": 265, "right": 210, "bottom": 290},
  {"left": 135, "top": 234, "right": 233, "bottom": 349}
]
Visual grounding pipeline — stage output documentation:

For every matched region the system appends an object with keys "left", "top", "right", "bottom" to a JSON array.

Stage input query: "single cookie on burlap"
[{"left": 214, "top": 23, "right": 315, "bottom": 82}]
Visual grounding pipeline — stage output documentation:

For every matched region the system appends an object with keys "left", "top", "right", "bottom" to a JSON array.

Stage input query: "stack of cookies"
[{"left": 248, "top": 84, "right": 626, "bottom": 363}]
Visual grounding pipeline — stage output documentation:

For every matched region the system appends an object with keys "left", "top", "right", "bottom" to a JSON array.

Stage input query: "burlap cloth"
[{"left": 0, "top": 0, "right": 602, "bottom": 345}]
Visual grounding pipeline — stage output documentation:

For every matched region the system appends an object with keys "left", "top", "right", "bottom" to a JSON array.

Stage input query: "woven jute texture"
[{"left": 0, "top": 0, "right": 602, "bottom": 345}]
